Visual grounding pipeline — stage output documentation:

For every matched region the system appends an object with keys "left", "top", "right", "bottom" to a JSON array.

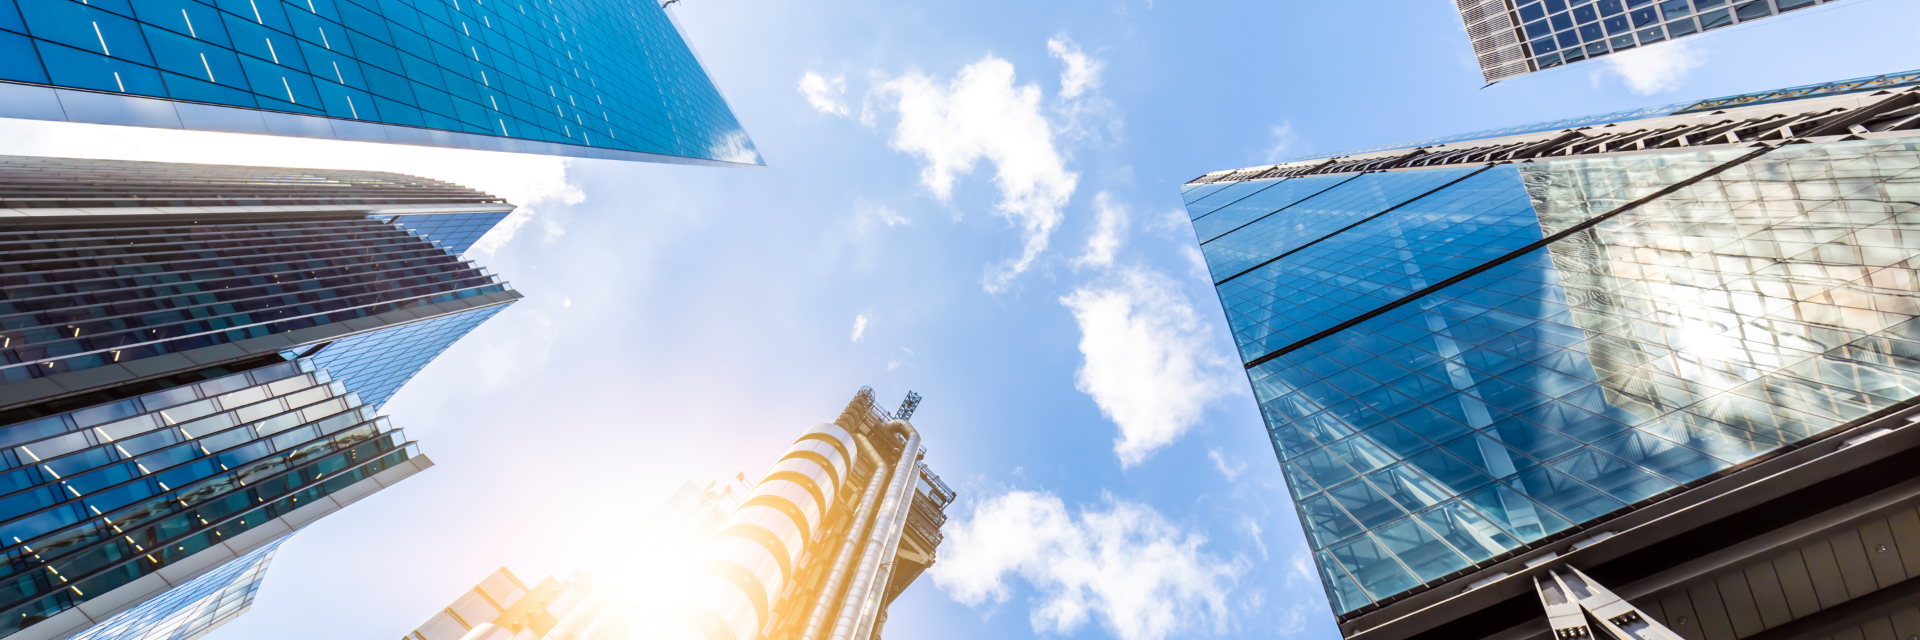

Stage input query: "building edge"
[{"left": 0, "top": 82, "right": 767, "bottom": 170}]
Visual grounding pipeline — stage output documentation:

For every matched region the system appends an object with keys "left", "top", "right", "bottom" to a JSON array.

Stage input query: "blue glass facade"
[
  {"left": 0, "top": 212, "right": 512, "bottom": 387},
  {"left": 0, "top": 0, "right": 759, "bottom": 164},
  {"left": 379, "top": 210, "right": 513, "bottom": 256},
  {"left": 307, "top": 303, "right": 505, "bottom": 408},
  {"left": 68, "top": 536, "right": 285, "bottom": 640},
  {"left": 0, "top": 357, "right": 420, "bottom": 637},
  {"left": 1189, "top": 137, "right": 1920, "bottom": 617}
]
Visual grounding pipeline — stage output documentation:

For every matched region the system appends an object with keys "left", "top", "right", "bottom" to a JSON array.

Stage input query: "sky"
[{"left": 3, "top": 0, "right": 1918, "bottom": 638}]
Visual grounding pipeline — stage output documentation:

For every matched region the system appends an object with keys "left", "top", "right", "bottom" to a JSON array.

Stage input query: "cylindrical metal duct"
[
  {"left": 797, "top": 434, "right": 891, "bottom": 640},
  {"left": 826, "top": 420, "right": 920, "bottom": 640},
  {"left": 629, "top": 423, "right": 858, "bottom": 640}
]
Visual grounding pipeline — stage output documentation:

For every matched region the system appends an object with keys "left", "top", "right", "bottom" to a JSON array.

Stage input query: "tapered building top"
[{"left": 0, "top": 0, "right": 760, "bottom": 166}]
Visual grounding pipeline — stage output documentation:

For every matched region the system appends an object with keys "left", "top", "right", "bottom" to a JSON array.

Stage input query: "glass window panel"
[
  {"left": 1504, "top": 466, "right": 1626, "bottom": 523},
  {"left": 1367, "top": 464, "right": 1454, "bottom": 511},
  {"left": 1441, "top": 434, "right": 1539, "bottom": 478},
  {"left": 1415, "top": 500, "right": 1523, "bottom": 562},
  {"left": 1406, "top": 448, "right": 1497, "bottom": 494},
  {"left": 1329, "top": 535, "right": 1423, "bottom": 600},
  {"left": 1374, "top": 518, "right": 1474, "bottom": 582},
  {"left": 1301, "top": 494, "right": 1366, "bottom": 548},
  {"left": 1328, "top": 479, "right": 1410, "bottom": 528},
  {"left": 1317, "top": 550, "right": 1375, "bottom": 614},
  {"left": 1327, "top": 435, "right": 1400, "bottom": 474},
  {"left": 1549, "top": 448, "right": 1676, "bottom": 504},
  {"left": 1461, "top": 483, "right": 1573, "bottom": 542},
  {"left": 1295, "top": 448, "right": 1359, "bottom": 488},
  {"left": 1483, "top": 417, "right": 1583, "bottom": 460},
  {"left": 1593, "top": 430, "right": 1728, "bottom": 483},
  {"left": 1361, "top": 423, "right": 1434, "bottom": 458}
]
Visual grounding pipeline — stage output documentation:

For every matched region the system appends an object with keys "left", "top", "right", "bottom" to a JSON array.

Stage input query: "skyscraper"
[
  {"left": 0, "top": 155, "right": 522, "bottom": 640},
  {"left": 0, "top": 0, "right": 759, "bottom": 166},
  {"left": 1183, "top": 72, "right": 1920, "bottom": 640},
  {"left": 1459, "top": 0, "right": 1852, "bottom": 83},
  {"left": 405, "top": 388, "right": 956, "bottom": 640}
]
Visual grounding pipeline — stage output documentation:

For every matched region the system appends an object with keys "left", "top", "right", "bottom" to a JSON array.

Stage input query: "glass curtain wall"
[{"left": 1189, "top": 136, "right": 1920, "bottom": 616}]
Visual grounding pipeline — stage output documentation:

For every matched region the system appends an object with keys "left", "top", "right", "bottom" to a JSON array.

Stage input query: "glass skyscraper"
[
  {"left": 1185, "top": 73, "right": 1920, "bottom": 640},
  {"left": 0, "top": 155, "right": 521, "bottom": 640},
  {"left": 1459, "top": 0, "right": 1851, "bottom": 83},
  {"left": 0, "top": 0, "right": 759, "bottom": 166}
]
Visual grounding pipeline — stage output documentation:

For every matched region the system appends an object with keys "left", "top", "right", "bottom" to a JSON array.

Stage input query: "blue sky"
[{"left": 4, "top": 0, "right": 1918, "bottom": 638}]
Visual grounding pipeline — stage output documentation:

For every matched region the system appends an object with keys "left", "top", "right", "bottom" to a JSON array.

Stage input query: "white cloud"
[
  {"left": 1604, "top": 40, "right": 1706, "bottom": 95},
  {"left": 1244, "top": 520, "right": 1267, "bottom": 560},
  {"left": 1146, "top": 207, "right": 1191, "bottom": 239},
  {"left": 933, "top": 489, "right": 1243, "bottom": 640},
  {"left": 887, "top": 347, "right": 914, "bottom": 371},
  {"left": 1073, "top": 192, "right": 1129, "bottom": 270},
  {"left": 1047, "top": 37, "right": 1105, "bottom": 99},
  {"left": 870, "top": 56, "right": 1078, "bottom": 293},
  {"left": 851, "top": 315, "right": 870, "bottom": 342},
  {"left": 1208, "top": 449, "right": 1245, "bottom": 481},
  {"left": 1061, "top": 268, "right": 1238, "bottom": 466},
  {"left": 1181, "top": 244, "right": 1213, "bottom": 284},
  {"left": 799, "top": 71, "right": 850, "bottom": 115},
  {"left": 855, "top": 199, "right": 910, "bottom": 231},
  {"left": 1264, "top": 122, "right": 1299, "bottom": 164}
]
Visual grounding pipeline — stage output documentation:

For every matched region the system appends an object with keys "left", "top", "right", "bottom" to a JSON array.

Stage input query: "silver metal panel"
[
  {"left": 1687, "top": 582, "right": 1737, "bottom": 640},
  {"left": 1826, "top": 531, "right": 1878, "bottom": 602},
  {"left": 55, "top": 90, "right": 182, "bottom": 129},
  {"left": 1885, "top": 508, "right": 1920, "bottom": 577},
  {"left": 1801, "top": 540, "right": 1853, "bottom": 610},
  {"left": 0, "top": 83, "right": 66, "bottom": 121},
  {"left": 1853, "top": 520, "right": 1906, "bottom": 589},
  {"left": 1860, "top": 617, "right": 1897, "bottom": 640},
  {"left": 1774, "top": 551, "right": 1825, "bottom": 619},
  {"left": 1743, "top": 563, "right": 1795, "bottom": 630},
  {"left": 1663, "top": 592, "right": 1707, "bottom": 640},
  {"left": 1714, "top": 573, "right": 1765, "bottom": 638},
  {"left": 175, "top": 103, "right": 269, "bottom": 134}
]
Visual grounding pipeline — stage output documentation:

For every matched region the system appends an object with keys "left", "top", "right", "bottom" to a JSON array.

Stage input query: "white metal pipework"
[
  {"left": 798, "top": 433, "right": 892, "bottom": 640},
  {"left": 848, "top": 450, "right": 923, "bottom": 640},
  {"left": 826, "top": 420, "right": 920, "bottom": 640}
]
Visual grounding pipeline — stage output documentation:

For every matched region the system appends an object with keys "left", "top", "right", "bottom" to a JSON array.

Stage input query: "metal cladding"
[
  {"left": 1457, "top": 0, "right": 1855, "bottom": 84},
  {"left": 621, "top": 389, "right": 951, "bottom": 640},
  {"left": 640, "top": 423, "right": 857, "bottom": 640}
]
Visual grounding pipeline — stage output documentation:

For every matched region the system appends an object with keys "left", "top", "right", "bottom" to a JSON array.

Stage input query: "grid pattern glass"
[
  {"left": 1202, "top": 167, "right": 1483, "bottom": 279},
  {"left": 1508, "top": 0, "right": 1846, "bottom": 76},
  {"left": 379, "top": 210, "right": 512, "bottom": 256},
  {"left": 0, "top": 0, "right": 758, "bottom": 163},
  {"left": 69, "top": 535, "right": 286, "bottom": 640},
  {"left": 1192, "top": 174, "right": 1358, "bottom": 244},
  {"left": 0, "top": 358, "right": 420, "bottom": 637},
  {"left": 1196, "top": 136, "right": 1920, "bottom": 616},
  {"left": 308, "top": 303, "right": 504, "bottom": 408},
  {"left": 0, "top": 215, "right": 511, "bottom": 383}
]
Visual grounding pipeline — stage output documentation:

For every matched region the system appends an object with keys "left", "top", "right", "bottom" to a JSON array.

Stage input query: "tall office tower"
[
  {"left": 0, "top": 0, "right": 759, "bottom": 166},
  {"left": 416, "top": 389, "right": 955, "bottom": 640},
  {"left": 1182, "top": 72, "right": 1920, "bottom": 640},
  {"left": 1458, "top": 0, "right": 1850, "bottom": 83},
  {"left": 0, "top": 156, "right": 519, "bottom": 640}
]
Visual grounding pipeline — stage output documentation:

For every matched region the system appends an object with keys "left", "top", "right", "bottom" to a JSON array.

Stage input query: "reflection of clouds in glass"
[{"left": 1206, "top": 137, "right": 1920, "bottom": 613}]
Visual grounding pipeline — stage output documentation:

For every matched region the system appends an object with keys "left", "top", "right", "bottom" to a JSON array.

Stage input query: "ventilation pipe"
[
  {"left": 797, "top": 434, "right": 892, "bottom": 640},
  {"left": 826, "top": 420, "right": 919, "bottom": 640}
]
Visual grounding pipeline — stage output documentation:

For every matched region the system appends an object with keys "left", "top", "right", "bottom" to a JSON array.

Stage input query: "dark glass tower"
[
  {"left": 0, "top": 0, "right": 759, "bottom": 166},
  {"left": 0, "top": 156, "right": 518, "bottom": 640},
  {"left": 1459, "top": 0, "right": 1854, "bottom": 83},
  {"left": 1185, "top": 73, "right": 1920, "bottom": 640}
]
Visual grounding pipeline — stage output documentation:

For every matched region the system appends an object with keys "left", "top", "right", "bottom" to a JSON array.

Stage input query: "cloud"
[
  {"left": 869, "top": 56, "right": 1078, "bottom": 293},
  {"left": 1181, "top": 244, "right": 1213, "bottom": 284},
  {"left": 1244, "top": 520, "right": 1267, "bottom": 560},
  {"left": 1047, "top": 37, "right": 1104, "bottom": 99},
  {"left": 887, "top": 347, "right": 914, "bottom": 370},
  {"left": 1264, "top": 123, "right": 1299, "bottom": 164},
  {"left": 1604, "top": 40, "right": 1706, "bottom": 95},
  {"left": 855, "top": 199, "right": 910, "bottom": 231},
  {"left": 1146, "top": 207, "right": 1191, "bottom": 239},
  {"left": 851, "top": 315, "right": 870, "bottom": 342},
  {"left": 799, "top": 71, "right": 850, "bottom": 115},
  {"left": 1073, "top": 192, "right": 1129, "bottom": 269},
  {"left": 1208, "top": 449, "right": 1245, "bottom": 481},
  {"left": 1061, "top": 268, "right": 1238, "bottom": 466},
  {"left": 933, "top": 489, "right": 1243, "bottom": 640}
]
